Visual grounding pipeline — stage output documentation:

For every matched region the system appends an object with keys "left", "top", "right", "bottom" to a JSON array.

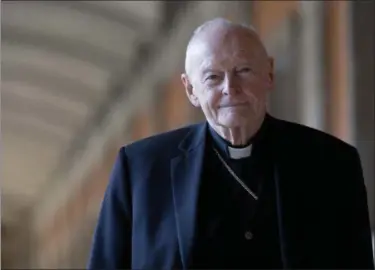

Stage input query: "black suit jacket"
[{"left": 88, "top": 114, "right": 374, "bottom": 269}]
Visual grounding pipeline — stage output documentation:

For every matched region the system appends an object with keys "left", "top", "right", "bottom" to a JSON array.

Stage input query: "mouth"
[{"left": 220, "top": 103, "right": 247, "bottom": 108}]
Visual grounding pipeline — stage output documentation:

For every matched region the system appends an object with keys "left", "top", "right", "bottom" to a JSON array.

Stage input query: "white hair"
[
  {"left": 189, "top": 18, "right": 258, "bottom": 46},
  {"left": 184, "top": 18, "right": 263, "bottom": 77}
]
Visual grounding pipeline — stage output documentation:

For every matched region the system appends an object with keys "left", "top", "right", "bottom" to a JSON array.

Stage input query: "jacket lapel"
[
  {"left": 274, "top": 158, "right": 308, "bottom": 268},
  {"left": 268, "top": 116, "right": 310, "bottom": 268},
  {"left": 170, "top": 123, "right": 207, "bottom": 269}
]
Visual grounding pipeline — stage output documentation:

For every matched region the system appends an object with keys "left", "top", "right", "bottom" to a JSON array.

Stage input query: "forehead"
[{"left": 189, "top": 29, "right": 264, "bottom": 71}]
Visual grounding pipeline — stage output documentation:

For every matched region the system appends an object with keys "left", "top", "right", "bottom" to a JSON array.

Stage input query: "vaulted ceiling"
[{"left": 1, "top": 1, "right": 166, "bottom": 224}]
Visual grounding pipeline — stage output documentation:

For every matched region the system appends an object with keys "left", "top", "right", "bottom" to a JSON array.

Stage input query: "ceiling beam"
[
  {"left": 2, "top": 94, "right": 82, "bottom": 135},
  {"left": 2, "top": 64, "right": 100, "bottom": 106},
  {"left": 32, "top": 1, "right": 234, "bottom": 230},
  {"left": 2, "top": 43, "right": 111, "bottom": 92},
  {"left": 2, "top": 112, "right": 74, "bottom": 143},
  {"left": 40, "top": 27, "right": 162, "bottom": 185},
  {"left": 59, "top": 1, "right": 161, "bottom": 34},
  {"left": 2, "top": 1, "right": 162, "bottom": 35},
  {"left": 2, "top": 81, "right": 89, "bottom": 118},
  {"left": 2, "top": 24, "right": 128, "bottom": 72}
]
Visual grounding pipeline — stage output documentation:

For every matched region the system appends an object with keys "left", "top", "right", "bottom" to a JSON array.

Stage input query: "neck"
[{"left": 210, "top": 116, "right": 265, "bottom": 146}]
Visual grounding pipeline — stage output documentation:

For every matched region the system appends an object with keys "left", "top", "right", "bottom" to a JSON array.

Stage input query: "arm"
[
  {"left": 87, "top": 147, "right": 132, "bottom": 270},
  {"left": 341, "top": 147, "right": 374, "bottom": 269}
]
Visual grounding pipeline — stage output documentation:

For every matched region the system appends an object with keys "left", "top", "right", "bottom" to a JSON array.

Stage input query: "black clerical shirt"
[{"left": 189, "top": 116, "right": 284, "bottom": 269}]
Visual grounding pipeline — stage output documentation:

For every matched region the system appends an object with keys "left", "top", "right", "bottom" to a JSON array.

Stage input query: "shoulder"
[
  {"left": 121, "top": 122, "right": 203, "bottom": 159},
  {"left": 272, "top": 117, "right": 364, "bottom": 190},
  {"left": 272, "top": 116, "right": 358, "bottom": 158}
]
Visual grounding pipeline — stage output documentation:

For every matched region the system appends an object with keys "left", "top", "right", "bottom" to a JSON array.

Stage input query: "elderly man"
[{"left": 88, "top": 18, "right": 374, "bottom": 269}]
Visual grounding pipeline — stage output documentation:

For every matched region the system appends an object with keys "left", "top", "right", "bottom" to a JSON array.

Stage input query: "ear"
[{"left": 181, "top": 73, "right": 200, "bottom": 107}]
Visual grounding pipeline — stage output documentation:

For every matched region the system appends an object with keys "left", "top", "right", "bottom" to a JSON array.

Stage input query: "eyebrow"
[
  {"left": 201, "top": 68, "right": 218, "bottom": 75},
  {"left": 201, "top": 62, "right": 253, "bottom": 73}
]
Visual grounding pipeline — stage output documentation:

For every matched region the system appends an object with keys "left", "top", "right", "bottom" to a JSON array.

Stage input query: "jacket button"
[{"left": 244, "top": 231, "right": 253, "bottom": 240}]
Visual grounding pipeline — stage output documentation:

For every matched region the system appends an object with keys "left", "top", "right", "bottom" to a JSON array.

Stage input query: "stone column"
[
  {"left": 298, "top": 1, "right": 326, "bottom": 131},
  {"left": 351, "top": 0, "right": 374, "bottom": 229}
]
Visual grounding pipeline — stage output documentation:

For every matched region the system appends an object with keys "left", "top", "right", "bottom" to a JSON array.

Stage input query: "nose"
[{"left": 222, "top": 74, "right": 240, "bottom": 95}]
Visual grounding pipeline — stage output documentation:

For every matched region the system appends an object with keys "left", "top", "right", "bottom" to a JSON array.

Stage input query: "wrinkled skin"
[{"left": 181, "top": 21, "right": 274, "bottom": 146}]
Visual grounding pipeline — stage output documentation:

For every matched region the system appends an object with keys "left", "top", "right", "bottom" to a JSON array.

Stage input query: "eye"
[
  {"left": 205, "top": 74, "right": 220, "bottom": 81},
  {"left": 238, "top": 67, "right": 252, "bottom": 73}
]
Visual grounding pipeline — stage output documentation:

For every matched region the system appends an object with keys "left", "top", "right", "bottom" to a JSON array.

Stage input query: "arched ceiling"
[{"left": 1, "top": 0, "right": 164, "bottom": 223}]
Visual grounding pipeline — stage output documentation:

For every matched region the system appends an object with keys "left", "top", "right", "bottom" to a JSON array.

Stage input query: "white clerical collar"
[{"left": 228, "top": 144, "right": 253, "bottom": 159}]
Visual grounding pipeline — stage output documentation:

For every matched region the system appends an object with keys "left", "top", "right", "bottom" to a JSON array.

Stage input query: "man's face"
[{"left": 182, "top": 27, "right": 274, "bottom": 129}]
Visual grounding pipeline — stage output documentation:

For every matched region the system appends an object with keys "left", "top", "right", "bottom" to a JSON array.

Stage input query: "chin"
[{"left": 218, "top": 114, "right": 251, "bottom": 128}]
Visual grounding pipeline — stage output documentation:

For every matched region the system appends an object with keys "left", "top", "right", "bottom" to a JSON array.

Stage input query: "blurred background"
[{"left": 1, "top": 0, "right": 374, "bottom": 268}]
